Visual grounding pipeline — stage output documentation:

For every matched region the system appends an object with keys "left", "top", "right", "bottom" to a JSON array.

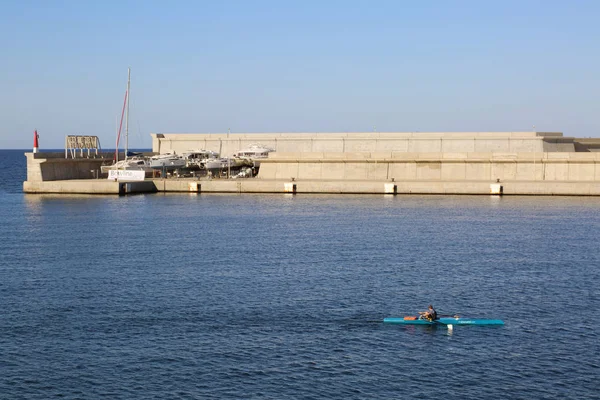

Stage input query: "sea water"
[{"left": 1, "top": 150, "right": 599, "bottom": 399}]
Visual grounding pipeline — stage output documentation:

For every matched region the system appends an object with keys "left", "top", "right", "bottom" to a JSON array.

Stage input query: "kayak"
[{"left": 383, "top": 316, "right": 504, "bottom": 326}]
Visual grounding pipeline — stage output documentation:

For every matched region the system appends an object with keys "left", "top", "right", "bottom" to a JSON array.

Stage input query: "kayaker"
[{"left": 419, "top": 305, "right": 437, "bottom": 321}]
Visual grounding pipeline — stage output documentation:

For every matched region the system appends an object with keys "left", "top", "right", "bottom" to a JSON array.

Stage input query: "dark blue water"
[{"left": 1, "top": 150, "right": 599, "bottom": 399}]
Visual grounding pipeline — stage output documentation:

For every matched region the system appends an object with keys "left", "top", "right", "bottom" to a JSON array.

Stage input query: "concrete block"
[
  {"left": 376, "top": 139, "right": 409, "bottom": 152},
  {"left": 321, "top": 163, "right": 345, "bottom": 179},
  {"left": 475, "top": 139, "right": 510, "bottom": 152},
  {"left": 198, "top": 180, "right": 241, "bottom": 193},
  {"left": 510, "top": 131, "right": 537, "bottom": 137},
  {"left": 465, "top": 162, "right": 491, "bottom": 180},
  {"left": 275, "top": 163, "right": 299, "bottom": 180},
  {"left": 509, "top": 139, "right": 540, "bottom": 152},
  {"left": 536, "top": 132, "right": 563, "bottom": 137},
  {"left": 369, "top": 152, "right": 393, "bottom": 159},
  {"left": 298, "top": 162, "right": 322, "bottom": 179},
  {"left": 276, "top": 140, "right": 313, "bottom": 152},
  {"left": 312, "top": 140, "right": 344, "bottom": 152},
  {"left": 443, "top": 181, "right": 494, "bottom": 194},
  {"left": 409, "top": 139, "right": 442, "bottom": 152},
  {"left": 366, "top": 163, "right": 389, "bottom": 180},
  {"left": 242, "top": 180, "right": 288, "bottom": 193},
  {"left": 301, "top": 181, "right": 344, "bottom": 193},
  {"left": 544, "top": 164, "right": 569, "bottom": 180},
  {"left": 543, "top": 141, "right": 576, "bottom": 152},
  {"left": 377, "top": 132, "right": 412, "bottom": 138},
  {"left": 345, "top": 140, "right": 377, "bottom": 152},
  {"left": 440, "top": 132, "right": 479, "bottom": 139},
  {"left": 417, "top": 152, "right": 443, "bottom": 160},
  {"left": 516, "top": 153, "right": 541, "bottom": 160},
  {"left": 300, "top": 152, "right": 325, "bottom": 159},
  {"left": 468, "top": 152, "right": 493, "bottom": 160},
  {"left": 515, "top": 163, "right": 544, "bottom": 181},
  {"left": 416, "top": 163, "right": 441, "bottom": 180},
  {"left": 267, "top": 152, "right": 299, "bottom": 160},
  {"left": 491, "top": 153, "right": 518, "bottom": 160},
  {"left": 569, "top": 153, "right": 597, "bottom": 161},
  {"left": 391, "top": 152, "right": 419, "bottom": 160},
  {"left": 442, "top": 139, "right": 475, "bottom": 152},
  {"left": 341, "top": 152, "right": 371, "bottom": 160},
  {"left": 491, "top": 162, "right": 517, "bottom": 181},
  {"left": 441, "top": 163, "right": 466, "bottom": 180},
  {"left": 322, "top": 152, "right": 350, "bottom": 159},
  {"left": 473, "top": 132, "right": 506, "bottom": 138},
  {"left": 23, "top": 179, "right": 148, "bottom": 194},
  {"left": 339, "top": 181, "right": 384, "bottom": 194},
  {"left": 257, "top": 164, "right": 277, "bottom": 179},
  {"left": 546, "top": 153, "right": 570, "bottom": 160},
  {"left": 442, "top": 152, "right": 468, "bottom": 160},
  {"left": 595, "top": 165, "right": 600, "bottom": 181},
  {"left": 396, "top": 181, "right": 444, "bottom": 193},
  {"left": 568, "top": 163, "right": 595, "bottom": 181},
  {"left": 344, "top": 163, "right": 368, "bottom": 180},
  {"left": 389, "top": 162, "right": 417, "bottom": 179}
]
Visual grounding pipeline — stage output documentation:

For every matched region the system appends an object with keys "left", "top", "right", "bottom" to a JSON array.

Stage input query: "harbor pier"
[{"left": 23, "top": 131, "right": 600, "bottom": 196}]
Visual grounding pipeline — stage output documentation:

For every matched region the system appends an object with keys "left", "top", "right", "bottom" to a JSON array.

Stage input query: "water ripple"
[{"left": 1, "top": 151, "right": 599, "bottom": 398}]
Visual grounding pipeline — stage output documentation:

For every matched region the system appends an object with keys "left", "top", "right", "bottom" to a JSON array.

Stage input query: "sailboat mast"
[
  {"left": 115, "top": 115, "right": 119, "bottom": 163},
  {"left": 125, "top": 67, "right": 131, "bottom": 158}
]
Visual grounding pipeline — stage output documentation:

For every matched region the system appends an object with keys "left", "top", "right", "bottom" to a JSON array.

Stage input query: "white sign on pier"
[{"left": 107, "top": 170, "right": 146, "bottom": 181}]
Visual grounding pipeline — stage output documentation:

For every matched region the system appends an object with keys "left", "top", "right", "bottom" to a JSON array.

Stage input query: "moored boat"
[
  {"left": 203, "top": 157, "right": 253, "bottom": 178},
  {"left": 100, "top": 156, "right": 152, "bottom": 173},
  {"left": 182, "top": 149, "right": 219, "bottom": 168},
  {"left": 232, "top": 143, "right": 275, "bottom": 168},
  {"left": 233, "top": 143, "right": 275, "bottom": 159},
  {"left": 103, "top": 68, "right": 153, "bottom": 175},
  {"left": 149, "top": 152, "right": 186, "bottom": 170}
]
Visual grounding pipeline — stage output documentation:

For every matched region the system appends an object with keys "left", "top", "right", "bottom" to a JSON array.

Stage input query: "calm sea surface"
[{"left": 1, "top": 149, "right": 599, "bottom": 399}]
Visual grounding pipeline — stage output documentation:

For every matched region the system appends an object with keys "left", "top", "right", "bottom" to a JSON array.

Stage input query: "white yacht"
[
  {"left": 182, "top": 149, "right": 219, "bottom": 168},
  {"left": 232, "top": 144, "right": 275, "bottom": 169},
  {"left": 233, "top": 144, "right": 275, "bottom": 159},
  {"left": 100, "top": 156, "right": 152, "bottom": 173},
  {"left": 205, "top": 157, "right": 249, "bottom": 170},
  {"left": 149, "top": 152, "right": 186, "bottom": 170}
]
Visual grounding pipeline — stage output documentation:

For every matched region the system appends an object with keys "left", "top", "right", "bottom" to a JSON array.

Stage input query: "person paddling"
[{"left": 419, "top": 305, "right": 437, "bottom": 321}]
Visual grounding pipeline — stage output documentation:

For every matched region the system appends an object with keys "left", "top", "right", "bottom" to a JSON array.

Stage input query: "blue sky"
[{"left": 1, "top": 0, "right": 599, "bottom": 149}]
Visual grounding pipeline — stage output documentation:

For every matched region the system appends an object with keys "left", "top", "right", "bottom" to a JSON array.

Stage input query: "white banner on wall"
[{"left": 107, "top": 170, "right": 146, "bottom": 181}]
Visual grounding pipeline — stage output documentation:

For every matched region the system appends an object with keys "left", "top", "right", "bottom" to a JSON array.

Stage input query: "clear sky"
[{"left": 1, "top": 0, "right": 599, "bottom": 149}]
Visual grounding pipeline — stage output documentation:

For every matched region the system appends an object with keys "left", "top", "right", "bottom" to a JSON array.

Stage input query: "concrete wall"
[
  {"left": 258, "top": 152, "right": 600, "bottom": 182},
  {"left": 26, "top": 153, "right": 107, "bottom": 182},
  {"left": 574, "top": 138, "right": 600, "bottom": 152},
  {"left": 23, "top": 180, "right": 156, "bottom": 194},
  {"left": 24, "top": 177, "right": 600, "bottom": 196},
  {"left": 152, "top": 132, "right": 573, "bottom": 156}
]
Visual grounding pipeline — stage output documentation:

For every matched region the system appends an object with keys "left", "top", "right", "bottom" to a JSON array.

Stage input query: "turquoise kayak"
[{"left": 383, "top": 317, "right": 504, "bottom": 326}]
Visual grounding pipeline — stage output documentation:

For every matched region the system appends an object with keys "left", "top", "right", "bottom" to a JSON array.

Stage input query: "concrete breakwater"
[
  {"left": 22, "top": 177, "right": 600, "bottom": 196},
  {"left": 23, "top": 131, "right": 600, "bottom": 196}
]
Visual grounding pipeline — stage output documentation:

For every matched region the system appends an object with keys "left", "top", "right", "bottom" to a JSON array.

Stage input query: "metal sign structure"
[{"left": 65, "top": 135, "right": 102, "bottom": 159}]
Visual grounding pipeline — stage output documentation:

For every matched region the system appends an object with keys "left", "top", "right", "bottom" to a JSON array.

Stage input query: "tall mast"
[
  {"left": 126, "top": 67, "right": 131, "bottom": 158},
  {"left": 115, "top": 115, "right": 119, "bottom": 163}
]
